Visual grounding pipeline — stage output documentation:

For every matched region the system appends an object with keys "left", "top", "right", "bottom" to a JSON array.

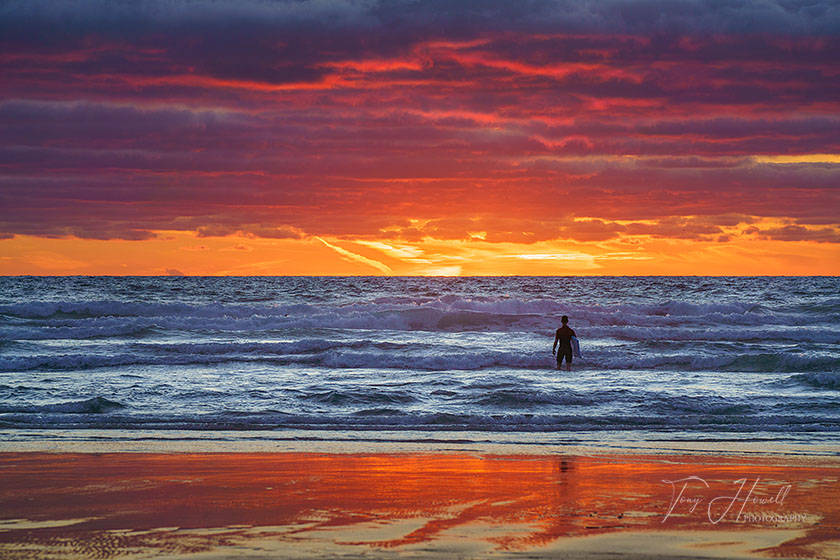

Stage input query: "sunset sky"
[{"left": 1, "top": 0, "right": 838, "bottom": 275}]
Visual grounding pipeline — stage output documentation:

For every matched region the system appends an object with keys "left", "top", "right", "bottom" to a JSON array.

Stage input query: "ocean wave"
[
  {"left": 586, "top": 325, "right": 840, "bottom": 344},
  {"left": 318, "top": 350, "right": 549, "bottom": 371},
  {"left": 633, "top": 301, "right": 762, "bottom": 317},
  {"left": 0, "top": 300, "right": 316, "bottom": 320},
  {"left": 300, "top": 389, "right": 419, "bottom": 406},
  {"left": 0, "top": 396, "right": 125, "bottom": 414},
  {"left": 6, "top": 318, "right": 837, "bottom": 347},
  {"left": 3, "top": 296, "right": 833, "bottom": 338},
  {"left": 791, "top": 372, "right": 840, "bottom": 390},
  {"left": 352, "top": 407, "right": 408, "bottom": 416},
  {"left": 0, "top": 353, "right": 243, "bottom": 372},
  {"left": 592, "top": 350, "right": 840, "bottom": 373},
  {"left": 0, "top": 323, "right": 162, "bottom": 340},
  {"left": 3, "top": 345, "right": 836, "bottom": 373},
  {"left": 132, "top": 338, "right": 386, "bottom": 355},
  {"left": 730, "top": 353, "right": 840, "bottom": 373},
  {"left": 646, "top": 395, "right": 756, "bottom": 415},
  {"left": 474, "top": 388, "right": 596, "bottom": 407}
]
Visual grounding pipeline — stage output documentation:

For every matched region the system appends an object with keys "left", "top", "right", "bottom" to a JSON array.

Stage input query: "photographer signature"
[{"left": 661, "top": 476, "right": 791, "bottom": 524}]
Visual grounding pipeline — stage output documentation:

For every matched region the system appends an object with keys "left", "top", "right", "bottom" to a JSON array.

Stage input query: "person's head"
[{"left": 561, "top": 315, "right": 568, "bottom": 324}]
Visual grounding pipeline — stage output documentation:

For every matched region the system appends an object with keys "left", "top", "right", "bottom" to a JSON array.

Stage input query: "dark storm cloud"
[
  {"left": 2, "top": 0, "right": 838, "bottom": 34},
  {"left": 1, "top": 2, "right": 838, "bottom": 85}
]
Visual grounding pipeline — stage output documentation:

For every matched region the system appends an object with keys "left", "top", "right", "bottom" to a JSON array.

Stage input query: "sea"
[{"left": 1, "top": 276, "right": 838, "bottom": 453}]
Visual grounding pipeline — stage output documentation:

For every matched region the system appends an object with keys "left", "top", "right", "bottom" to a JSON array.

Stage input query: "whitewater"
[{"left": 1, "top": 276, "right": 838, "bottom": 449}]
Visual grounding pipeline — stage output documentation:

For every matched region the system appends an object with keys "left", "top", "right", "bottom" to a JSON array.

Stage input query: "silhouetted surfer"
[{"left": 552, "top": 315, "right": 576, "bottom": 370}]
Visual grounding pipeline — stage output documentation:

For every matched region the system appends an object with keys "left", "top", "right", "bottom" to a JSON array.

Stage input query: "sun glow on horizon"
[{"left": 1, "top": 223, "right": 838, "bottom": 276}]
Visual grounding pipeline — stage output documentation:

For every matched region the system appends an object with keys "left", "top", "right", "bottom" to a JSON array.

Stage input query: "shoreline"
[
  {"left": 2, "top": 428, "right": 838, "bottom": 457},
  {"left": 1, "top": 449, "right": 837, "bottom": 559}
]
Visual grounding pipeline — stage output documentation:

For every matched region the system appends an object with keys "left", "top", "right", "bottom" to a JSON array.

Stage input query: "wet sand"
[{"left": 0, "top": 452, "right": 838, "bottom": 559}]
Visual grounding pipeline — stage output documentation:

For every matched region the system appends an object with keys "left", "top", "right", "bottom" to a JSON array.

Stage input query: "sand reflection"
[{"left": 0, "top": 452, "right": 836, "bottom": 558}]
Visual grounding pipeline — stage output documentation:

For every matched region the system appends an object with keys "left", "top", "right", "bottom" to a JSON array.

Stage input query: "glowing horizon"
[{"left": 1, "top": 1, "right": 838, "bottom": 275}]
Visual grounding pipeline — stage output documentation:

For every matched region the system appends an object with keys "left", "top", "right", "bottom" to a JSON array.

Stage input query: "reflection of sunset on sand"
[{"left": 0, "top": 452, "right": 837, "bottom": 559}]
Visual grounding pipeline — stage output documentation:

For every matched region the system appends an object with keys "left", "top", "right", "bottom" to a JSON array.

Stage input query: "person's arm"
[{"left": 552, "top": 330, "right": 559, "bottom": 354}]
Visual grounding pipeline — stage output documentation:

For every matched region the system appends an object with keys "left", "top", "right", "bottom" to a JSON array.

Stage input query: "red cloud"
[{"left": 1, "top": 22, "right": 838, "bottom": 242}]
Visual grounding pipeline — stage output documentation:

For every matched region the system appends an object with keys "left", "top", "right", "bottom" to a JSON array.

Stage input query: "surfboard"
[{"left": 571, "top": 336, "right": 582, "bottom": 359}]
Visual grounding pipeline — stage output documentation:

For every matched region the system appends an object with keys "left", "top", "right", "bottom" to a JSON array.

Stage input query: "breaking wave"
[{"left": 0, "top": 396, "right": 125, "bottom": 414}]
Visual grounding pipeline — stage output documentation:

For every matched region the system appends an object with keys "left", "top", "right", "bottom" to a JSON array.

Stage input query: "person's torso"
[{"left": 556, "top": 325, "right": 575, "bottom": 348}]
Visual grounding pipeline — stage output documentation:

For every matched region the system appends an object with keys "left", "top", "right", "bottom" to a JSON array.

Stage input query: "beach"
[
  {"left": 0, "top": 448, "right": 838, "bottom": 559},
  {"left": 2, "top": 276, "right": 839, "bottom": 558}
]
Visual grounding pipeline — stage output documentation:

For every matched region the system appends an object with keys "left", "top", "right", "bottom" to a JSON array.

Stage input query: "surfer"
[{"left": 552, "top": 315, "right": 576, "bottom": 370}]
